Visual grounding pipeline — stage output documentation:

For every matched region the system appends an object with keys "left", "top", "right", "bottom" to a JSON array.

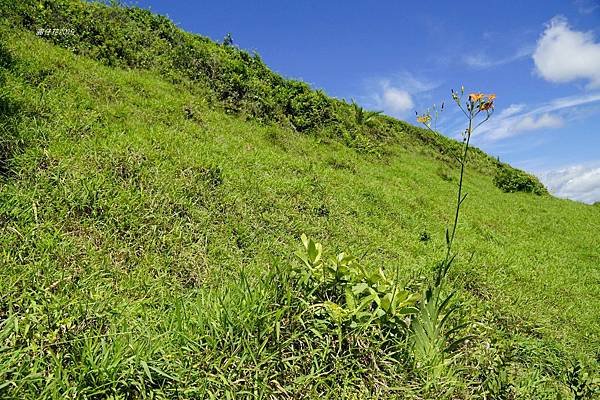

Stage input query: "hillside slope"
[{"left": 0, "top": 2, "right": 599, "bottom": 399}]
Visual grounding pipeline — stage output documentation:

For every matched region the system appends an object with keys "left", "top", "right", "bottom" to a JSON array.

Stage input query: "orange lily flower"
[
  {"left": 469, "top": 93, "right": 484, "bottom": 102},
  {"left": 417, "top": 114, "right": 431, "bottom": 124}
]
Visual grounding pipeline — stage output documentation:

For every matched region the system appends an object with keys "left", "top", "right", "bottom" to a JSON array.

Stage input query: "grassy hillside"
[{"left": 0, "top": 2, "right": 598, "bottom": 399}]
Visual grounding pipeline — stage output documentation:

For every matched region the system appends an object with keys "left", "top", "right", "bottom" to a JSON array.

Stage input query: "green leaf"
[
  {"left": 370, "top": 292, "right": 381, "bottom": 306},
  {"left": 140, "top": 360, "right": 153, "bottom": 383},
  {"left": 381, "top": 292, "right": 393, "bottom": 313},
  {"left": 345, "top": 286, "right": 356, "bottom": 311},
  {"left": 307, "top": 240, "right": 317, "bottom": 262},
  {"left": 352, "top": 282, "right": 369, "bottom": 295},
  {"left": 356, "top": 295, "right": 374, "bottom": 312},
  {"left": 148, "top": 364, "right": 180, "bottom": 382},
  {"left": 391, "top": 290, "right": 409, "bottom": 308},
  {"left": 438, "top": 291, "right": 455, "bottom": 314},
  {"left": 337, "top": 252, "right": 353, "bottom": 264},
  {"left": 295, "top": 251, "right": 309, "bottom": 266},
  {"left": 397, "top": 306, "right": 419, "bottom": 315},
  {"left": 301, "top": 233, "right": 309, "bottom": 248}
]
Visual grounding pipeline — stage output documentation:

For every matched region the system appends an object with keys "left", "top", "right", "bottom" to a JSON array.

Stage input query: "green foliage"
[
  {"left": 566, "top": 360, "right": 600, "bottom": 400},
  {"left": 0, "top": 3, "right": 597, "bottom": 398},
  {"left": 494, "top": 163, "right": 548, "bottom": 195},
  {"left": 0, "top": 0, "right": 533, "bottom": 178},
  {"left": 351, "top": 100, "right": 382, "bottom": 127},
  {"left": 1, "top": 0, "right": 338, "bottom": 133},
  {"left": 286, "top": 87, "right": 334, "bottom": 132},
  {"left": 294, "top": 234, "right": 419, "bottom": 331},
  {"left": 411, "top": 259, "right": 472, "bottom": 381}
]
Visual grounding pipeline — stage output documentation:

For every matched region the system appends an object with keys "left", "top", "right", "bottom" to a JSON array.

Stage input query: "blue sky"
[{"left": 132, "top": 0, "right": 600, "bottom": 203}]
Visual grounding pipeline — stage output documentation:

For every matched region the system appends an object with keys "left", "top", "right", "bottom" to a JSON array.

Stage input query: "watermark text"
[{"left": 36, "top": 28, "right": 75, "bottom": 37}]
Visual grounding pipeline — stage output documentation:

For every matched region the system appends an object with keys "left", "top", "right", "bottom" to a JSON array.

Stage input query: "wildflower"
[
  {"left": 479, "top": 101, "right": 494, "bottom": 111},
  {"left": 469, "top": 93, "right": 483, "bottom": 102},
  {"left": 479, "top": 94, "right": 496, "bottom": 111},
  {"left": 417, "top": 114, "right": 431, "bottom": 124}
]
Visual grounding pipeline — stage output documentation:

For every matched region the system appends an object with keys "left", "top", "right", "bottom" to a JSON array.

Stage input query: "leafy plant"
[
  {"left": 566, "top": 360, "right": 600, "bottom": 400},
  {"left": 294, "top": 234, "right": 419, "bottom": 332},
  {"left": 351, "top": 100, "right": 382, "bottom": 127},
  {"left": 287, "top": 88, "right": 333, "bottom": 132}
]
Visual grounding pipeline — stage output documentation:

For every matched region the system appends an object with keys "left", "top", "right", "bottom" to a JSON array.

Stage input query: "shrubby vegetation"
[
  {"left": 2, "top": 0, "right": 338, "bottom": 131},
  {"left": 1, "top": 0, "right": 548, "bottom": 184},
  {"left": 494, "top": 163, "right": 548, "bottom": 195}
]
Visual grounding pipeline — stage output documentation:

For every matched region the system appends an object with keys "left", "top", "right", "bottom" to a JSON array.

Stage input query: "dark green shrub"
[
  {"left": 288, "top": 89, "right": 333, "bottom": 131},
  {"left": 493, "top": 164, "right": 547, "bottom": 195}
]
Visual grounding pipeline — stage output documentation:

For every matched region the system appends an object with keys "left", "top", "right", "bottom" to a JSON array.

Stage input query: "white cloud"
[
  {"left": 473, "top": 93, "right": 600, "bottom": 141},
  {"left": 540, "top": 92, "right": 600, "bottom": 111},
  {"left": 464, "top": 47, "right": 532, "bottom": 69},
  {"left": 381, "top": 84, "right": 414, "bottom": 114},
  {"left": 366, "top": 73, "right": 438, "bottom": 117},
  {"left": 533, "top": 16, "right": 600, "bottom": 88},
  {"left": 500, "top": 104, "right": 526, "bottom": 118},
  {"left": 387, "top": 72, "right": 439, "bottom": 94},
  {"left": 540, "top": 163, "right": 600, "bottom": 204},
  {"left": 464, "top": 54, "right": 496, "bottom": 69},
  {"left": 475, "top": 110, "right": 564, "bottom": 141},
  {"left": 575, "top": 0, "right": 600, "bottom": 15},
  {"left": 512, "top": 113, "right": 564, "bottom": 132}
]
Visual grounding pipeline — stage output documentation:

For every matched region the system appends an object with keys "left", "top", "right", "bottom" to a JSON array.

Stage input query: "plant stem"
[{"left": 445, "top": 115, "right": 472, "bottom": 262}]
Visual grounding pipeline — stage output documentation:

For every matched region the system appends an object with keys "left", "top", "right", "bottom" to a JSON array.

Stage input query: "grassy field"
[{"left": 0, "top": 3, "right": 599, "bottom": 399}]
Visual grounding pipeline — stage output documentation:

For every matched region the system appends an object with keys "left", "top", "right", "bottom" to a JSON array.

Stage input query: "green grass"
[{"left": 0, "top": 14, "right": 599, "bottom": 400}]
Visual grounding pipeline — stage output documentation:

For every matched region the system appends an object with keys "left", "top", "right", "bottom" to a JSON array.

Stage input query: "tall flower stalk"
[
  {"left": 419, "top": 88, "right": 495, "bottom": 268},
  {"left": 411, "top": 88, "right": 495, "bottom": 385}
]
